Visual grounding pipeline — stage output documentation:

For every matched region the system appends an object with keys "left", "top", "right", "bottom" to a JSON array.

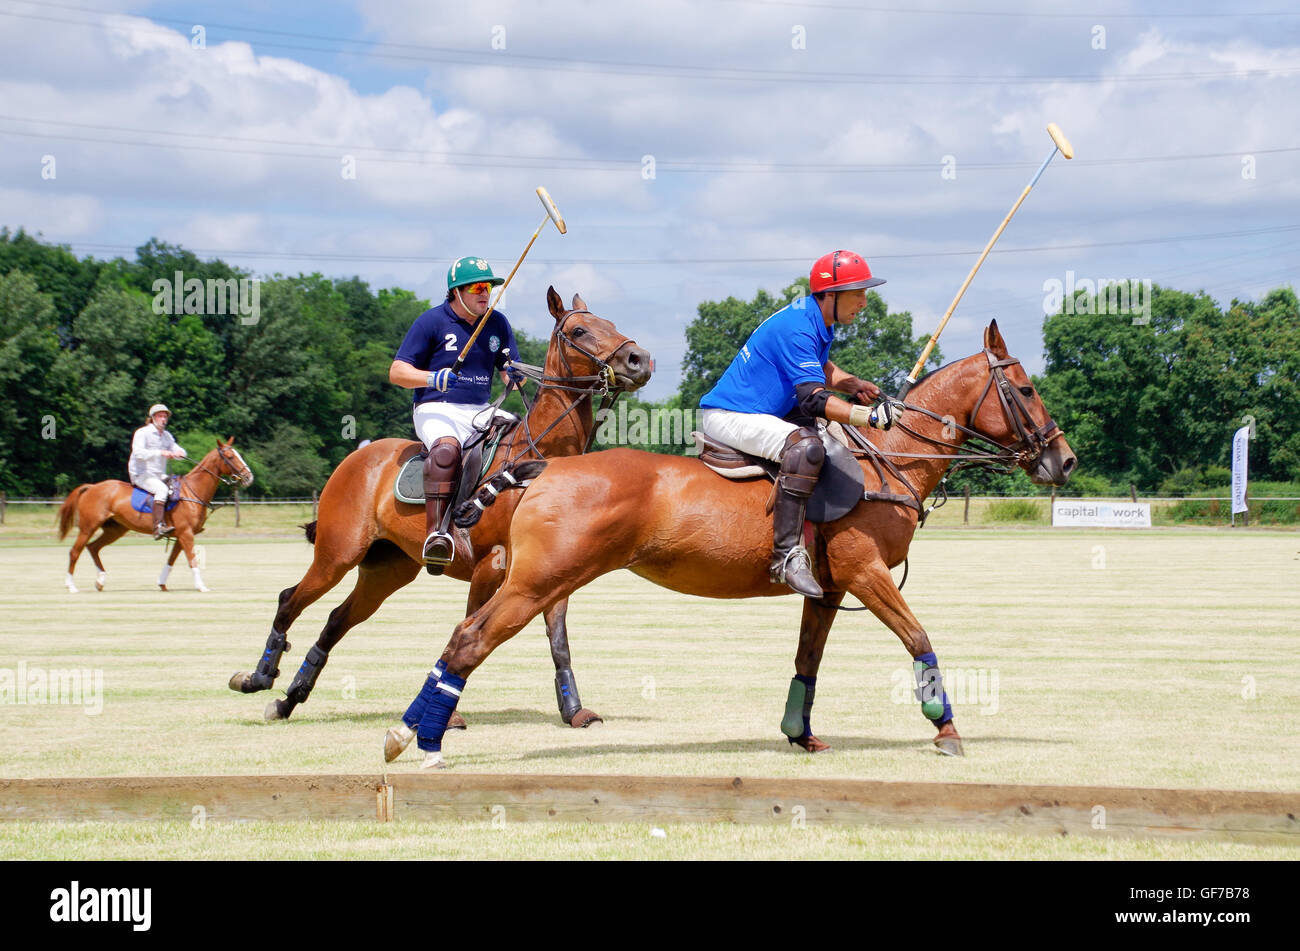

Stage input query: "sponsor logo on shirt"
[{"left": 489, "top": 335, "right": 500, "bottom": 352}]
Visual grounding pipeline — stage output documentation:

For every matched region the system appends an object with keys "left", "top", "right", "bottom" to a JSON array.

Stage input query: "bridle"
[
  {"left": 499, "top": 308, "right": 641, "bottom": 462},
  {"left": 174, "top": 445, "right": 253, "bottom": 509},
  {"left": 869, "top": 350, "right": 1064, "bottom": 468},
  {"left": 840, "top": 350, "right": 1066, "bottom": 524}
]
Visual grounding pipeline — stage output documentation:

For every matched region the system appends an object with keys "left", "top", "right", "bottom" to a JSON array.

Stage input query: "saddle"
[
  {"left": 394, "top": 411, "right": 519, "bottom": 507},
  {"left": 129, "top": 477, "right": 182, "bottom": 514},
  {"left": 691, "top": 423, "right": 865, "bottom": 523}
]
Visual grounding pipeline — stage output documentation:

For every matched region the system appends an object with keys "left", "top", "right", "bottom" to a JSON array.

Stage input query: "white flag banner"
[{"left": 1230, "top": 425, "right": 1250, "bottom": 515}]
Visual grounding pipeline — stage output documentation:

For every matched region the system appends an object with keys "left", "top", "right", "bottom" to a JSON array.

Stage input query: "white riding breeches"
[
  {"left": 135, "top": 475, "right": 169, "bottom": 503},
  {"left": 698, "top": 408, "right": 801, "bottom": 463},
  {"left": 413, "top": 401, "right": 518, "bottom": 449}
]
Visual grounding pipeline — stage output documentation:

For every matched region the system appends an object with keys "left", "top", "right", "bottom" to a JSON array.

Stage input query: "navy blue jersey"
[
  {"left": 700, "top": 296, "right": 833, "bottom": 417},
  {"left": 394, "top": 302, "right": 518, "bottom": 406}
]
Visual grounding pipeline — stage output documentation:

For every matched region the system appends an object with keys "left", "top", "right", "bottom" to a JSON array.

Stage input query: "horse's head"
[
  {"left": 210, "top": 436, "right": 255, "bottom": 488},
  {"left": 545, "top": 286, "right": 652, "bottom": 392},
  {"left": 964, "top": 321, "right": 1076, "bottom": 486}
]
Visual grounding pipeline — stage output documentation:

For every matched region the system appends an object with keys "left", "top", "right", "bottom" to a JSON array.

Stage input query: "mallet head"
[
  {"left": 536, "top": 186, "right": 567, "bottom": 234},
  {"left": 1046, "top": 123, "right": 1074, "bottom": 160}
]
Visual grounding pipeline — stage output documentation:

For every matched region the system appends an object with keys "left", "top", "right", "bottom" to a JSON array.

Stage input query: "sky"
[{"left": 2, "top": 0, "right": 1297, "bottom": 399}]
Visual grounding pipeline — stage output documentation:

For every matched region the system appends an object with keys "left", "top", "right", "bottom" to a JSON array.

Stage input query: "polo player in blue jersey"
[
  {"left": 389, "top": 257, "right": 523, "bottom": 574},
  {"left": 699, "top": 250, "right": 902, "bottom": 599}
]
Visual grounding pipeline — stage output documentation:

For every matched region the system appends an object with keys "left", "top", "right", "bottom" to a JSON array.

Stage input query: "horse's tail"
[
  {"left": 302, "top": 521, "right": 318, "bottom": 545},
  {"left": 57, "top": 485, "right": 91, "bottom": 539},
  {"left": 453, "top": 461, "right": 548, "bottom": 529}
]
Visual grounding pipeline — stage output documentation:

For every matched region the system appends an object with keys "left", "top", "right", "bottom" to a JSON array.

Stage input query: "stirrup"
[
  {"left": 772, "top": 546, "right": 823, "bottom": 598},
  {"left": 422, "top": 530, "right": 455, "bottom": 566}
]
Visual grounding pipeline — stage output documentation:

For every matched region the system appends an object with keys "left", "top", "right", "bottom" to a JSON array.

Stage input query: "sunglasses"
[{"left": 463, "top": 282, "right": 493, "bottom": 295}]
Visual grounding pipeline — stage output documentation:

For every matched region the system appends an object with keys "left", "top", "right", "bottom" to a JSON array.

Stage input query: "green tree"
[{"left": 0, "top": 271, "right": 68, "bottom": 493}]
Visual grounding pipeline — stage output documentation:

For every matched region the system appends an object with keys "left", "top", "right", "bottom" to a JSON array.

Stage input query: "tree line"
[{"left": 2, "top": 228, "right": 1296, "bottom": 497}]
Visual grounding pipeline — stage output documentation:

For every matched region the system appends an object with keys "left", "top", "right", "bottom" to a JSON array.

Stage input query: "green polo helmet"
[{"left": 447, "top": 256, "right": 504, "bottom": 292}]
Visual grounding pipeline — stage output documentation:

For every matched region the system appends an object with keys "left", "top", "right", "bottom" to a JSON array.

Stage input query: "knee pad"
[
  {"left": 779, "top": 429, "right": 824, "bottom": 496},
  {"left": 429, "top": 440, "right": 461, "bottom": 469}
]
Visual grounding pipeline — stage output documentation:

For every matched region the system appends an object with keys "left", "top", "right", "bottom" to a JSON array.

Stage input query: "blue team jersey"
[
  {"left": 394, "top": 301, "right": 518, "bottom": 407},
  {"left": 700, "top": 296, "right": 833, "bottom": 417}
]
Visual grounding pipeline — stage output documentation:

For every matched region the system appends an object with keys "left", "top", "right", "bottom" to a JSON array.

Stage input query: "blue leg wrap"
[
  {"left": 913, "top": 651, "right": 954, "bottom": 726},
  {"left": 416, "top": 672, "right": 466, "bottom": 753},
  {"left": 402, "top": 659, "right": 446, "bottom": 729}
]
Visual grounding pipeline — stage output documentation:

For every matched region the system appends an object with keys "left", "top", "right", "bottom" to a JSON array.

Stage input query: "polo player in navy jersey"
[
  {"left": 699, "top": 250, "right": 903, "bottom": 599},
  {"left": 389, "top": 257, "right": 523, "bottom": 574}
]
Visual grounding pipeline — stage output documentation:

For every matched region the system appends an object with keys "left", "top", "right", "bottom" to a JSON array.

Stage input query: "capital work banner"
[{"left": 1231, "top": 425, "right": 1250, "bottom": 515}]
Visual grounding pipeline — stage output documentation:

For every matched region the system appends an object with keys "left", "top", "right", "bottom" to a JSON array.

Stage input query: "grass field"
[{"left": 2, "top": 516, "right": 1298, "bottom": 858}]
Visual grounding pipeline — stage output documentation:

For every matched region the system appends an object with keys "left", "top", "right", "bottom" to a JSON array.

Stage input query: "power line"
[
  {"left": 3, "top": 117, "right": 1297, "bottom": 174},
  {"left": 52, "top": 224, "right": 1300, "bottom": 267},
  {"left": 2, "top": 2, "right": 1297, "bottom": 87}
]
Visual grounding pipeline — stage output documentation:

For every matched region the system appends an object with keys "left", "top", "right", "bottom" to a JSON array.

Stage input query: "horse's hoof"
[
  {"left": 419, "top": 751, "right": 447, "bottom": 770},
  {"left": 567, "top": 708, "right": 603, "bottom": 728},
  {"left": 384, "top": 724, "right": 416, "bottom": 763},
  {"left": 788, "top": 734, "right": 830, "bottom": 753},
  {"left": 65, "top": 584, "right": 78, "bottom": 594},
  {"left": 158, "top": 584, "right": 168, "bottom": 592},
  {"left": 263, "top": 699, "right": 290, "bottom": 721},
  {"left": 447, "top": 712, "right": 467, "bottom": 730},
  {"left": 228, "top": 672, "right": 264, "bottom": 694},
  {"left": 196, "top": 586, "right": 211, "bottom": 594},
  {"left": 934, "top": 735, "right": 964, "bottom": 757}
]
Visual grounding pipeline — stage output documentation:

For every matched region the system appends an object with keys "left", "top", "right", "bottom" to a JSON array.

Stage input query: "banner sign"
[
  {"left": 1231, "top": 425, "right": 1250, "bottom": 515},
  {"left": 1051, "top": 500, "right": 1151, "bottom": 527}
]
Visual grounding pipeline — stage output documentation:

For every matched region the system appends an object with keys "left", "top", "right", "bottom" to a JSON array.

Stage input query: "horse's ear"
[
  {"left": 547, "top": 286, "right": 565, "bottom": 322},
  {"left": 984, "top": 319, "right": 1008, "bottom": 357},
  {"left": 226, "top": 436, "right": 235, "bottom": 446},
  {"left": 571, "top": 292, "right": 587, "bottom": 313},
  {"left": 215, "top": 438, "right": 223, "bottom": 449}
]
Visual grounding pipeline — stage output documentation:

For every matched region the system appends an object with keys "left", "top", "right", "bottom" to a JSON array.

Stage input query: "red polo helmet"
[{"left": 810, "top": 250, "right": 886, "bottom": 294}]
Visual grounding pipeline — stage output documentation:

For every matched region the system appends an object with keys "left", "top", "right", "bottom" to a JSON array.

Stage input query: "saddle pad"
[
  {"left": 691, "top": 428, "right": 864, "bottom": 523},
  {"left": 394, "top": 416, "right": 517, "bottom": 506},
  {"left": 130, "top": 486, "right": 180, "bottom": 513}
]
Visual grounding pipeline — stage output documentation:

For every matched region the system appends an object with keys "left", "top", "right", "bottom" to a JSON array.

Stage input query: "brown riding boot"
[
  {"left": 151, "top": 501, "right": 173, "bottom": 539},
  {"left": 422, "top": 439, "right": 461, "bottom": 575},
  {"left": 770, "top": 429, "right": 825, "bottom": 599}
]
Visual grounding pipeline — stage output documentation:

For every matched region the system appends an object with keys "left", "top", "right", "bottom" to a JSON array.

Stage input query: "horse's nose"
[
  {"left": 620, "top": 346, "right": 653, "bottom": 386},
  {"left": 1061, "top": 454, "right": 1077, "bottom": 480}
]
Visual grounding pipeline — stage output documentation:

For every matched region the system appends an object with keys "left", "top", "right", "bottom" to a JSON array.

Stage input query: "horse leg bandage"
[
  {"left": 780, "top": 674, "right": 816, "bottom": 739},
  {"left": 555, "top": 667, "right": 582, "bottom": 723},
  {"left": 244, "top": 629, "right": 291, "bottom": 692},
  {"left": 402, "top": 660, "right": 447, "bottom": 729},
  {"left": 284, "top": 645, "right": 329, "bottom": 705},
  {"left": 416, "top": 672, "right": 467, "bottom": 753},
  {"left": 913, "top": 652, "right": 954, "bottom": 726}
]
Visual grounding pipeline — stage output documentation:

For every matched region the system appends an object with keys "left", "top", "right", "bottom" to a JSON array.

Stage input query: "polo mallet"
[
  {"left": 896, "top": 123, "right": 1074, "bottom": 401},
  {"left": 450, "top": 186, "right": 567, "bottom": 374}
]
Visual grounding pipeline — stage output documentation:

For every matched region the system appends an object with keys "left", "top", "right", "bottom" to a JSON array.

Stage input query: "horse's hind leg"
[
  {"left": 228, "top": 539, "right": 362, "bottom": 696},
  {"left": 781, "top": 591, "right": 844, "bottom": 753},
  {"left": 845, "top": 559, "right": 962, "bottom": 757},
  {"left": 86, "top": 521, "right": 127, "bottom": 591},
  {"left": 265, "top": 546, "right": 421, "bottom": 721},
  {"left": 66, "top": 527, "right": 95, "bottom": 593},
  {"left": 544, "top": 599, "right": 601, "bottom": 728}
]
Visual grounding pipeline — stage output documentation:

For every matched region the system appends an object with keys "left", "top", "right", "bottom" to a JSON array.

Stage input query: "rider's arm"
[
  {"left": 389, "top": 359, "right": 431, "bottom": 389},
  {"left": 794, "top": 383, "right": 864, "bottom": 426},
  {"left": 131, "top": 427, "right": 164, "bottom": 461},
  {"left": 824, "top": 361, "right": 882, "bottom": 403}
]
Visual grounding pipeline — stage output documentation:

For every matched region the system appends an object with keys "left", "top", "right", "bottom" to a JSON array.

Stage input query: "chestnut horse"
[
  {"left": 57, "top": 438, "right": 254, "bottom": 593},
  {"left": 228, "top": 288, "right": 652, "bottom": 724},
  {"left": 386, "top": 321, "right": 1077, "bottom": 766}
]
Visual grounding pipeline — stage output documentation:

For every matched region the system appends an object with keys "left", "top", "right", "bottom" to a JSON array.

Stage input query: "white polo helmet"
[{"left": 148, "top": 403, "right": 171, "bottom": 419}]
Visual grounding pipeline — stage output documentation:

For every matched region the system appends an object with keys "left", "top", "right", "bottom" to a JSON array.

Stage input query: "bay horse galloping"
[
  {"left": 388, "top": 321, "right": 1076, "bottom": 767},
  {"left": 57, "top": 438, "right": 254, "bottom": 593},
  {"left": 228, "top": 288, "right": 652, "bottom": 725}
]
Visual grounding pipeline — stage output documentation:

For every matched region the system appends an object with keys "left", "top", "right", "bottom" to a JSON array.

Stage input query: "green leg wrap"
[
  {"left": 781, "top": 677, "right": 808, "bottom": 739},
  {"left": 913, "top": 659, "right": 949, "bottom": 722}
]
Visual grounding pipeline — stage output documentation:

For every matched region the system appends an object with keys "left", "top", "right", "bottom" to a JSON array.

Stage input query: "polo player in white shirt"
[{"left": 129, "top": 403, "right": 187, "bottom": 539}]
